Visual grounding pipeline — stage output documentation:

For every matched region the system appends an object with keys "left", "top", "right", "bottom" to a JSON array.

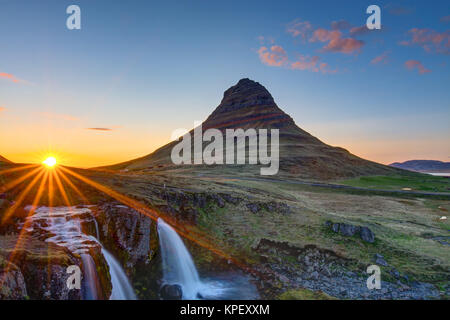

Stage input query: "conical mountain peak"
[
  {"left": 105, "top": 78, "right": 396, "bottom": 180},
  {"left": 205, "top": 78, "right": 294, "bottom": 130}
]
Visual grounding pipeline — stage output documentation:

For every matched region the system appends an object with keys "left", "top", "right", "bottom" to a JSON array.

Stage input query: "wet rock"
[{"left": 160, "top": 284, "right": 182, "bottom": 300}]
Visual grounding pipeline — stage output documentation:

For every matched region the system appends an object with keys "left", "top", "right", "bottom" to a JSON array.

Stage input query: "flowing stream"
[{"left": 23, "top": 206, "right": 136, "bottom": 300}]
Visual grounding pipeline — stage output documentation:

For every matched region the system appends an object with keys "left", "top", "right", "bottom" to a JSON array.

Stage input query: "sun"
[{"left": 42, "top": 156, "right": 57, "bottom": 168}]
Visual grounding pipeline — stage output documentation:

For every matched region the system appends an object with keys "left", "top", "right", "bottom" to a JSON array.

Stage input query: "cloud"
[
  {"left": 441, "top": 15, "right": 450, "bottom": 23},
  {"left": 400, "top": 28, "right": 450, "bottom": 54},
  {"left": 404, "top": 60, "right": 431, "bottom": 74},
  {"left": 257, "top": 44, "right": 336, "bottom": 74},
  {"left": 371, "top": 52, "right": 389, "bottom": 64},
  {"left": 286, "top": 19, "right": 312, "bottom": 40},
  {"left": 331, "top": 20, "right": 351, "bottom": 31},
  {"left": 310, "top": 28, "right": 364, "bottom": 54},
  {"left": 258, "top": 45, "right": 288, "bottom": 66},
  {"left": 86, "top": 127, "right": 114, "bottom": 131},
  {"left": 290, "top": 55, "right": 336, "bottom": 74},
  {"left": 0, "top": 72, "right": 21, "bottom": 83},
  {"left": 349, "top": 25, "right": 371, "bottom": 36},
  {"left": 257, "top": 36, "right": 275, "bottom": 45},
  {"left": 0, "top": 106, "right": 6, "bottom": 114}
]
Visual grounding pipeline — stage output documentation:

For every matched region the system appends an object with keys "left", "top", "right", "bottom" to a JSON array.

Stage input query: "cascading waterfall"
[
  {"left": 102, "top": 248, "right": 137, "bottom": 300},
  {"left": 157, "top": 218, "right": 202, "bottom": 299},
  {"left": 80, "top": 253, "right": 101, "bottom": 300},
  {"left": 157, "top": 218, "right": 260, "bottom": 300},
  {"left": 24, "top": 206, "right": 136, "bottom": 300}
]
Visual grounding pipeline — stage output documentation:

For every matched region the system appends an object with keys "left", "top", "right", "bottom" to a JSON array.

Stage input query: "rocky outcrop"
[
  {"left": 94, "top": 203, "right": 158, "bottom": 271},
  {"left": 253, "top": 238, "right": 441, "bottom": 300},
  {"left": 153, "top": 188, "right": 290, "bottom": 222},
  {"left": 0, "top": 235, "right": 84, "bottom": 300},
  {"left": 0, "top": 257, "right": 27, "bottom": 300},
  {"left": 325, "top": 221, "right": 375, "bottom": 243}
]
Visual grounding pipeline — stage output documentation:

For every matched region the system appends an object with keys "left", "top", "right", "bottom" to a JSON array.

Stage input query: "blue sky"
[{"left": 0, "top": 0, "right": 449, "bottom": 167}]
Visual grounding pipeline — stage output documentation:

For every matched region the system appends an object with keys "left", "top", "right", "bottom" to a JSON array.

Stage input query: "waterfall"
[
  {"left": 157, "top": 218, "right": 202, "bottom": 299},
  {"left": 102, "top": 248, "right": 137, "bottom": 300},
  {"left": 80, "top": 254, "right": 101, "bottom": 300},
  {"left": 24, "top": 206, "right": 136, "bottom": 300}
]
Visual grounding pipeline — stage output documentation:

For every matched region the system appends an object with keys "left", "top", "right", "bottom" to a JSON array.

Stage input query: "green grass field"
[{"left": 339, "top": 175, "right": 450, "bottom": 193}]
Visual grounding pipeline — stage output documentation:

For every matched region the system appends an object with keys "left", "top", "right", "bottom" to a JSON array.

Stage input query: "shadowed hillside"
[{"left": 0, "top": 155, "right": 11, "bottom": 163}]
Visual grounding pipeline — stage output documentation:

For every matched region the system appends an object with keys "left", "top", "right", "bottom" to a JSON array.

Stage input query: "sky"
[{"left": 0, "top": 0, "right": 449, "bottom": 167}]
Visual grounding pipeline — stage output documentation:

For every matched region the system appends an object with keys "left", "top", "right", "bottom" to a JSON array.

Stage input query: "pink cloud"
[
  {"left": 0, "top": 106, "right": 6, "bottom": 113},
  {"left": 310, "top": 28, "right": 364, "bottom": 54},
  {"left": 257, "top": 35, "right": 275, "bottom": 45},
  {"left": 404, "top": 60, "right": 431, "bottom": 74},
  {"left": 286, "top": 19, "right": 312, "bottom": 40},
  {"left": 331, "top": 20, "right": 351, "bottom": 31},
  {"left": 349, "top": 25, "right": 371, "bottom": 36},
  {"left": 371, "top": 52, "right": 389, "bottom": 64},
  {"left": 87, "top": 127, "right": 114, "bottom": 131},
  {"left": 400, "top": 28, "right": 450, "bottom": 54},
  {"left": 0, "top": 72, "right": 20, "bottom": 83},
  {"left": 290, "top": 55, "right": 336, "bottom": 74},
  {"left": 258, "top": 45, "right": 288, "bottom": 66}
]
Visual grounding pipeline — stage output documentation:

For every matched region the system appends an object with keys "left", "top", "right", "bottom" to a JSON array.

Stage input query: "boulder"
[
  {"left": 325, "top": 221, "right": 375, "bottom": 243},
  {"left": 360, "top": 227, "right": 375, "bottom": 243},
  {"left": 160, "top": 284, "right": 183, "bottom": 300}
]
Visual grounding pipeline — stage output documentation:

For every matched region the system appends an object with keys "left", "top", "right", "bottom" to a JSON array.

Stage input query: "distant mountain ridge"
[
  {"left": 390, "top": 160, "right": 450, "bottom": 173},
  {"left": 103, "top": 78, "right": 399, "bottom": 180},
  {"left": 0, "top": 155, "right": 11, "bottom": 163}
]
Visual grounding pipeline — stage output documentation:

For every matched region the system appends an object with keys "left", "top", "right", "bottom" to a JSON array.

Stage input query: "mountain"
[
  {"left": 0, "top": 155, "right": 11, "bottom": 163},
  {"left": 390, "top": 160, "right": 450, "bottom": 173},
  {"left": 104, "top": 78, "right": 398, "bottom": 180}
]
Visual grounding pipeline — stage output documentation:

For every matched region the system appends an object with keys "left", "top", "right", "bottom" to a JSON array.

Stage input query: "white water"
[
  {"left": 102, "top": 248, "right": 137, "bottom": 300},
  {"left": 24, "top": 206, "right": 136, "bottom": 300},
  {"left": 156, "top": 218, "right": 259, "bottom": 300},
  {"left": 157, "top": 218, "right": 201, "bottom": 299}
]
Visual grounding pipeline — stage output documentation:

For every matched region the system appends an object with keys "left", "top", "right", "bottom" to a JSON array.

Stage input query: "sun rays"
[
  {"left": 42, "top": 156, "right": 57, "bottom": 168},
  {"left": 0, "top": 160, "right": 251, "bottom": 290}
]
